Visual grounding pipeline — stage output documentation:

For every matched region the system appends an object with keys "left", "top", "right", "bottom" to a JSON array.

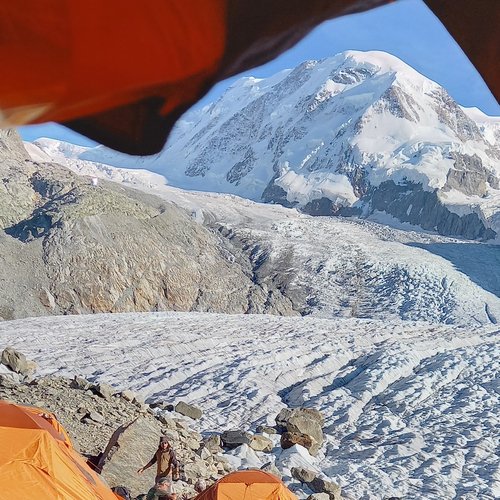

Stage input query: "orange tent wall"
[
  {"left": 0, "top": 400, "right": 118, "bottom": 500},
  {"left": 194, "top": 470, "right": 298, "bottom": 500}
]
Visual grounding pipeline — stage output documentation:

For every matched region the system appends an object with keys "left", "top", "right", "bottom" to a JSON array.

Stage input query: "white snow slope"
[{"left": 1, "top": 312, "right": 498, "bottom": 499}]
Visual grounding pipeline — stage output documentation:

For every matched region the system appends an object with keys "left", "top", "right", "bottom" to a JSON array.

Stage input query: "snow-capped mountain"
[{"left": 30, "top": 51, "right": 500, "bottom": 241}]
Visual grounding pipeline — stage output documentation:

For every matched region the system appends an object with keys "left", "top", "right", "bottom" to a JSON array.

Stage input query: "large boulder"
[
  {"left": 309, "top": 477, "right": 342, "bottom": 500},
  {"left": 183, "top": 458, "right": 210, "bottom": 484},
  {"left": 291, "top": 467, "right": 317, "bottom": 484},
  {"left": 0, "top": 371, "right": 20, "bottom": 387},
  {"left": 249, "top": 434, "right": 274, "bottom": 452},
  {"left": 97, "top": 417, "right": 163, "bottom": 497},
  {"left": 175, "top": 401, "right": 203, "bottom": 420},
  {"left": 275, "top": 408, "right": 324, "bottom": 455},
  {"left": 203, "top": 434, "right": 222, "bottom": 454},
  {"left": 1, "top": 347, "right": 34, "bottom": 375},
  {"left": 280, "top": 432, "right": 313, "bottom": 452},
  {"left": 220, "top": 430, "right": 252, "bottom": 449},
  {"left": 94, "top": 382, "right": 115, "bottom": 401}
]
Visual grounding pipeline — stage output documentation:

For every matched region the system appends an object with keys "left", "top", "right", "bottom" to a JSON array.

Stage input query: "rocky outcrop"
[
  {"left": 0, "top": 130, "right": 297, "bottom": 320},
  {"left": 1, "top": 347, "right": 33, "bottom": 375},
  {"left": 366, "top": 180, "right": 496, "bottom": 241},
  {"left": 97, "top": 417, "right": 164, "bottom": 497},
  {"left": 276, "top": 408, "right": 324, "bottom": 456},
  {"left": 444, "top": 152, "right": 499, "bottom": 195},
  {"left": 175, "top": 401, "right": 203, "bottom": 420}
]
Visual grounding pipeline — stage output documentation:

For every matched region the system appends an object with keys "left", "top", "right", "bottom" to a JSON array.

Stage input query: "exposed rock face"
[
  {"left": 444, "top": 152, "right": 499, "bottom": 195},
  {"left": 366, "top": 181, "right": 496, "bottom": 241},
  {"left": 98, "top": 417, "right": 164, "bottom": 497},
  {"left": 0, "top": 130, "right": 297, "bottom": 320}
]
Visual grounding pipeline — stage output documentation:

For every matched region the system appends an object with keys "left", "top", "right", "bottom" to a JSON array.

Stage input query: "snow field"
[{"left": 1, "top": 312, "right": 498, "bottom": 499}]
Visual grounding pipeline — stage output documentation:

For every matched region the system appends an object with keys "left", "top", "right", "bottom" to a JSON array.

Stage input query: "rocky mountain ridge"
[
  {"left": 35, "top": 51, "right": 500, "bottom": 240},
  {"left": 0, "top": 129, "right": 295, "bottom": 320}
]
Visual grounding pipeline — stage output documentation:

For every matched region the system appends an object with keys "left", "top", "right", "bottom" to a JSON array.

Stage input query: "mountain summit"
[{"left": 32, "top": 51, "right": 500, "bottom": 240}]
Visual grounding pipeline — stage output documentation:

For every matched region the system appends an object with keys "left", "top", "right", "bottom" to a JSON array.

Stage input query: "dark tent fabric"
[{"left": 0, "top": 0, "right": 497, "bottom": 155}]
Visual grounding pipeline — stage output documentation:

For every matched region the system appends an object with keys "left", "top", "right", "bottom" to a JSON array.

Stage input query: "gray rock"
[
  {"left": 185, "top": 438, "right": 202, "bottom": 451},
  {"left": 120, "top": 389, "right": 136, "bottom": 402},
  {"left": 260, "top": 462, "right": 281, "bottom": 478},
  {"left": 203, "top": 434, "right": 222, "bottom": 453},
  {"left": 276, "top": 408, "right": 324, "bottom": 429},
  {"left": 249, "top": 434, "right": 274, "bottom": 452},
  {"left": 98, "top": 417, "right": 164, "bottom": 498},
  {"left": 197, "top": 446, "right": 212, "bottom": 460},
  {"left": 158, "top": 414, "right": 177, "bottom": 429},
  {"left": 306, "top": 494, "right": 330, "bottom": 500},
  {"left": 183, "top": 459, "right": 209, "bottom": 484},
  {"left": 291, "top": 467, "right": 317, "bottom": 483},
  {"left": 309, "top": 477, "right": 342, "bottom": 500},
  {"left": 275, "top": 408, "right": 324, "bottom": 455},
  {"left": 39, "top": 288, "right": 56, "bottom": 310},
  {"left": 220, "top": 430, "right": 252, "bottom": 449},
  {"left": 1, "top": 347, "right": 30, "bottom": 375},
  {"left": 94, "top": 382, "right": 114, "bottom": 401},
  {"left": 256, "top": 425, "right": 277, "bottom": 435},
  {"left": 70, "top": 376, "right": 91, "bottom": 390},
  {"left": 175, "top": 401, "right": 203, "bottom": 420},
  {"left": 149, "top": 401, "right": 174, "bottom": 411},
  {"left": 161, "top": 429, "right": 179, "bottom": 442},
  {"left": 0, "top": 372, "right": 20, "bottom": 387},
  {"left": 87, "top": 411, "right": 105, "bottom": 423}
]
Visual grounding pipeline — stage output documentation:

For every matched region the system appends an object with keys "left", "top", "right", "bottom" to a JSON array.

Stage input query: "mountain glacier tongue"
[{"left": 36, "top": 50, "right": 500, "bottom": 240}]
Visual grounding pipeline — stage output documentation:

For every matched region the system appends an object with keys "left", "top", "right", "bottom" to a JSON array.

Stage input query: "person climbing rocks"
[{"left": 138, "top": 437, "right": 180, "bottom": 483}]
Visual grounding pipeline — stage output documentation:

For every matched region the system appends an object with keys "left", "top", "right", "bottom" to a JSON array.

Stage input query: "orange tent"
[
  {"left": 0, "top": 400, "right": 119, "bottom": 499},
  {"left": 194, "top": 470, "right": 298, "bottom": 500},
  {"left": 0, "top": 0, "right": 497, "bottom": 155}
]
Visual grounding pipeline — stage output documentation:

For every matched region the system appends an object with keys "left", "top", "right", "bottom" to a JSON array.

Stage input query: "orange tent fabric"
[
  {"left": 194, "top": 470, "right": 298, "bottom": 500},
  {"left": 0, "top": 0, "right": 498, "bottom": 155},
  {"left": 0, "top": 400, "right": 118, "bottom": 500}
]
